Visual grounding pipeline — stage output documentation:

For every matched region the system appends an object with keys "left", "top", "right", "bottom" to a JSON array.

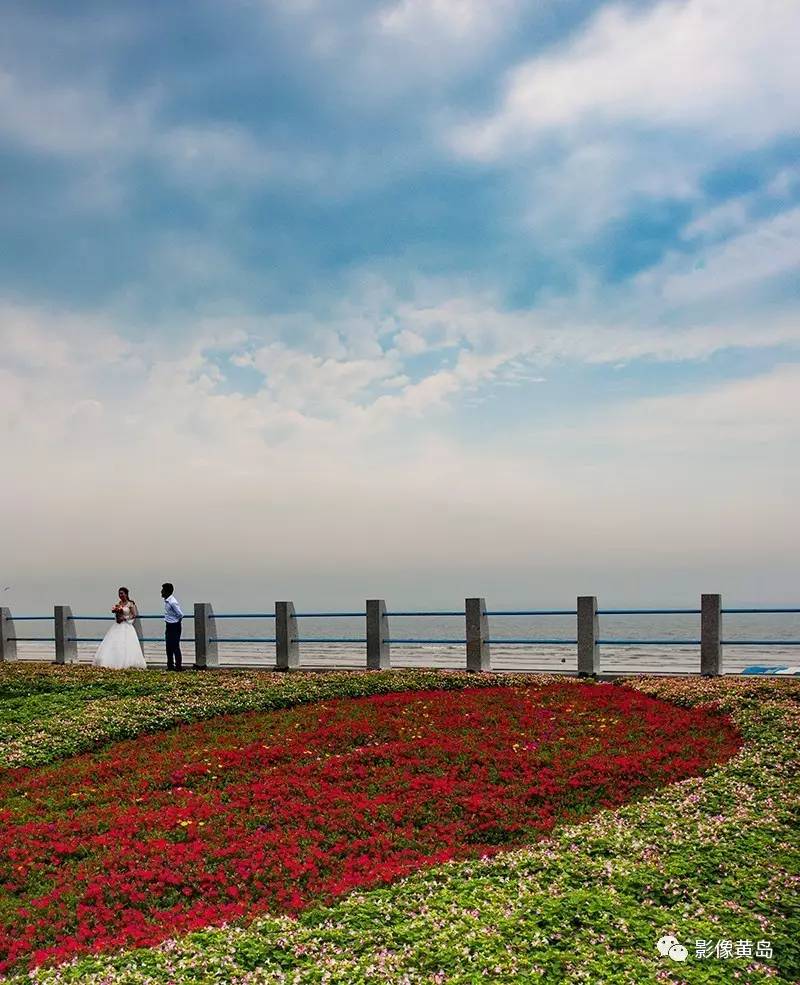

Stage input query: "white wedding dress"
[{"left": 93, "top": 604, "right": 147, "bottom": 670}]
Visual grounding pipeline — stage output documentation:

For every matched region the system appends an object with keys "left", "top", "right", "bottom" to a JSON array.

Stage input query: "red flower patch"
[{"left": 0, "top": 683, "right": 740, "bottom": 972}]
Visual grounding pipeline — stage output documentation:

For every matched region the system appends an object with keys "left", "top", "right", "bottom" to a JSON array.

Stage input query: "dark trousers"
[{"left": 165, "top": 620, "right": 182, "bottom": 670}]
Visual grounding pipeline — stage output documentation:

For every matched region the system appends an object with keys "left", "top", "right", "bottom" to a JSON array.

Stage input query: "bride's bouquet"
[{"left": 112, "top": 604, "right": 125, "bottom": 624}]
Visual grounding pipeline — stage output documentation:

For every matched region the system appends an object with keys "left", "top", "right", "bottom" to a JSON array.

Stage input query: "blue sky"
[{"left": 2, "top": 0, "right": 799, "bottom": 611}]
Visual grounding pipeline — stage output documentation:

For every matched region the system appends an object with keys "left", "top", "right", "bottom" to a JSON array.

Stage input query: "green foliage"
[
  {"left": 0, "top": 665, "right": 541, "bottom": 768},
  {"left": 0, "top": 666, "right": 797, "bottom": 984}
]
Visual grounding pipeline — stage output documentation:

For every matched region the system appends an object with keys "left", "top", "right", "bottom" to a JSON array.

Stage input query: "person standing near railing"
[
  {"left": 92, "top": 587, "right": 147, "bottom": 670},
  {"left": 161, "top": 582, "right": 184, "bottom": 671}
]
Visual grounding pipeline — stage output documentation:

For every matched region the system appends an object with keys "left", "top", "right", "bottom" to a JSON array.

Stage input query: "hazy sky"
[{"left": 2, "top": 0, "right": 799, "bottom": 614}]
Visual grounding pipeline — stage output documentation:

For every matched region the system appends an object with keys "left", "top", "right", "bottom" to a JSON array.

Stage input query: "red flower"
[{"left": 0, "top": 683, "right": 740, "bottom": 973}]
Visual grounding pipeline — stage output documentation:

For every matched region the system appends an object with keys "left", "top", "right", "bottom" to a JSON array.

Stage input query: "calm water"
[{"left": 12, "top": 612, "right": 800, "bottom": 674}]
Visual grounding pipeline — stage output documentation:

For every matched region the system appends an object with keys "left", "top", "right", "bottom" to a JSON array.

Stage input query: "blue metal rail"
[
  {"left": 72, "top": 614, "right": 184, "bottom": 621},
  {"left": 214, "top": 613, "right": 276, "bottom": 619},
  {"left": 598, "top": 639, "right": 700, "bottom": 646},
  {"left": 487, "top": 610, "right": 577, "bottom": 616},
  {"left": 597, "top": 606, "right": 799, "bottom": 647},
  {"left": 69, "top": 637, "right": 197, "bottom": 643},
  {"left": 387, "top": 611, "right": 465, "bottom": 617},
  {"left": 592, "top": 607, "right": 696, "bottom": 648},
  {"left": 71, "top": 616, "right": 121, "bottom": 621},
  {"left": 295, "top": 613, "right": 365, "bottom": 618},
  {"left": 723, "top": 608, "right": 800, "bottom": 613},
  {"left": 598, "top": 608, "right": 700, "bottom": 615}
]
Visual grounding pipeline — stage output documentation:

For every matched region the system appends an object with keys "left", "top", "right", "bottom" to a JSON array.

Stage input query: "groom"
[{"left": 161, "top": 582, "right": 184, "bottom": 671}]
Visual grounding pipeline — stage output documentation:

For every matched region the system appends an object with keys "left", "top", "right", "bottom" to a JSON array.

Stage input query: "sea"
[{"left": 11, "top": 611, "right": 800, "bottom": 675}]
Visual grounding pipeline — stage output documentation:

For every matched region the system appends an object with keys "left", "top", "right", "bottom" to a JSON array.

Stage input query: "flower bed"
[
  {"left": 0, "top": 680, "right": 741, "bottom": 974},
  {"left": 0, "top": 666, "right": 567, "bottom": 769}
]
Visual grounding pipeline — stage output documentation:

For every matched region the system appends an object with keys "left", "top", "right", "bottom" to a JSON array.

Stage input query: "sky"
[{"left": 1, "top": 0, "right": 799, "bottom": 614}]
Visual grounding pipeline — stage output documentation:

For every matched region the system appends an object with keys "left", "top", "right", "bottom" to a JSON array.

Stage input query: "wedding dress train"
[{"left": 93, "top": 604, "right": 147, "bottom": 670}]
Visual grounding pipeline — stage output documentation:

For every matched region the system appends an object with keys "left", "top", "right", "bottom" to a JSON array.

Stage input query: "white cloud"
[
  {"left": 0, "top": 67, "right": 292, "bottom": 202},
  {"left": 766, "top": 165, "right": 800, "bottom": 200},
  {"left": 442, "top": 0, "right": 800, "bottom": 247},
  {"left": 0, "top": 68, "right": 153, "bottom": 157},
  {"left": 2, "top": 2, "right": 799, "bottom": 612},
  {"left": 393, "top": 329, "right": 430, "bottom": 355},
  {"left": 387, "top": 290, "right": 800, "bottom": 380},
  {"left": 245, "top": 342, "right": 403, "bottom": 416},
  {"left": 377, "top": 0, "right": 518, "bottom": 43},
  {"left": 4, "top": 196, "right": 799, "bottom": 466},
  {"left": 2, "top": 291, "right": 799, "bottom": 612},
  {"left": 616, "top": 362, "right": 800, "bottom": 451},
  {"left": 451, "top": 0, "right": 800, "bottom": 160},
  {"left": 520, "top": 136, "right": 702, "bottom": 244},
  {"left": 680, "top": 166, "right": 800, "bottom": 245},
  {"left": 645, "top": 207, "right": 800, "bottom": 304},
  {"left": 0, "top": 302, "right": 133, "bottom": 372},
  {"left": 255, "top": 0, "right": 526, "bottom": 106},
  {"left": 681, "top": 199, "right": 751, "bottom": 243},
  {"left": 155, "top": 125, "right": 274, "bottom": 186}
]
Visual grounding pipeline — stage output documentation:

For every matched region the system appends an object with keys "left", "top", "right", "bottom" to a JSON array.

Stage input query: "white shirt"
[{"left": 164, "top": 595, "right": 184, "bottom": 623}]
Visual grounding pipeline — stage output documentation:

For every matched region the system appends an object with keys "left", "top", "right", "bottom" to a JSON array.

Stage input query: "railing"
[
  {"left": 1, "top": 596, "right": 798, "bottom": 676},
  {"left": 6, "top": 613, "right": 56, "bottom": 644},
  {"left": 65, "top": 614, "right": 197, "bottom": 644}
]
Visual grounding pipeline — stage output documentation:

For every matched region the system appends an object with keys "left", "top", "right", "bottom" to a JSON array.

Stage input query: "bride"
[{"left": 93, "top": 587, "right": 147, "bottom": 670}]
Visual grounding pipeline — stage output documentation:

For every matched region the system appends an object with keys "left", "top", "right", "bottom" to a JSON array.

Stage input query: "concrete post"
[
  {"left": 577, "top": 596, "right": 599, "bottom": 676},
  {"left": 0, "top": 608, "right": 17, "bottom": 662},
  {"left": 700, "top": 593, "right": 722, "bottom": 676},
  {"left": 466, "top": 598, "right": 491, "bottom": 672},
  {"left": 275, "top": 601, "right": 299, "bottom": 670},
  {"left": 366, "top": 599, "right": 390, "bottom": 670},
  {"left": 194, "top": 602, "right": 219, "bottom": 669},
  {"left": 54, "top": 605, "right": 78, "bottom": 664}
]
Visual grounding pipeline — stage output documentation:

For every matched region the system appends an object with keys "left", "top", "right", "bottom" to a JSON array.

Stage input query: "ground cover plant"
[
  {"left": 0, "top": 681, "right": 741, "bottom": 973},
  {"left": 0, "top": 666, "right": 797, "bottom": 984},
  {"left": 0, "top": 665, "right": 564, "bottom": 769}
]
